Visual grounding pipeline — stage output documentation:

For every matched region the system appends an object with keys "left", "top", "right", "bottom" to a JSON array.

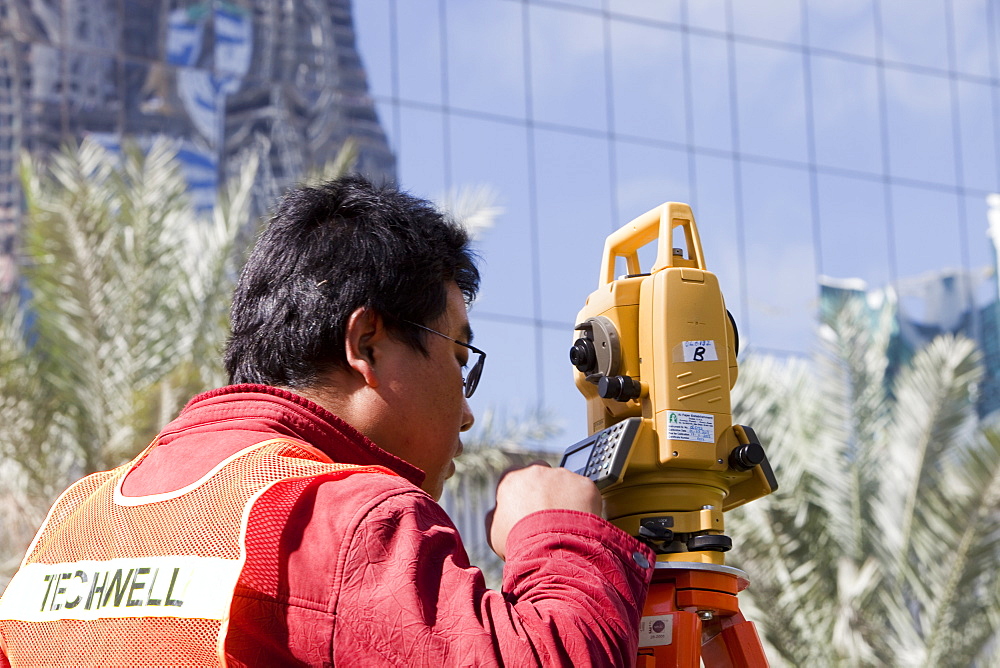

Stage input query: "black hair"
[{"left": 224, "top": 175, "right": 480, "bottom": 387}]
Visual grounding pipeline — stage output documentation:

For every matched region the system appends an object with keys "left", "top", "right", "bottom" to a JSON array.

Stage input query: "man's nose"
[{"left": 460, "top": 397, "right": 474, "bottom": 432}]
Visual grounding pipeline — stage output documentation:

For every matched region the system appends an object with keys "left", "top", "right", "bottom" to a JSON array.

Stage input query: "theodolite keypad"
[{"left": 560, "top": 417, "right": 642, "bottom": 490}]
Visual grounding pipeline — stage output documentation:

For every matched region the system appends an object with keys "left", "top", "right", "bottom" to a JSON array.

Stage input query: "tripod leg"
[
  {"left": 639, "top": 568, "right": 769, "bottom": 667},
  {"left": 637, "top": 610, "right": 701, "bottom": 668},
  {"left": 701, "top": 612, "right": 768, "bottom": 668}
]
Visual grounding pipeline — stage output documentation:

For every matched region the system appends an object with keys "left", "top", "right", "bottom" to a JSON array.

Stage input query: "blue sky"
[{"left": 351, "top": 0, "right": 1000, "bottom": 450}]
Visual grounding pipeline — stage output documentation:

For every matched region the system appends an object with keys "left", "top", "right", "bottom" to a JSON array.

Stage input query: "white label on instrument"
[
  {"left": 683, "top": 340, "right": 718, "bottom": 362},
  {"left": 666, "top": 411, "right": 715, "bottom": 444},
  {"left": 639, "top": 614, "right": 673, "bottom": 646}
]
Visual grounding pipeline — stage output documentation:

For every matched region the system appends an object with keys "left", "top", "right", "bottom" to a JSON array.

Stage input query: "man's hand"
[{"left": 486, "top": 462, "right": 603, "bottom": 560}]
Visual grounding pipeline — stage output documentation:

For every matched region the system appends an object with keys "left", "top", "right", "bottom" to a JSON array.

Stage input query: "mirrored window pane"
[
  {"left": 732, "top": 0, "right": 802, "bottom": 44},
  {"left": 956, "top": 80, "right": 999, "bottom": 192},
  {"left": 734, "top": 42, "right": 808, "bottom": 163},
  {"left": 740, "top": 162, "right": 816, "bottom": 354},
  {"left": 465, "top": 319, "right": 540, "bottom": 415},
  {"left": 692, "top": 153, "right": 743, "bottom": 324},
  {"left": 528, "top": 5, "right": 607, "bottom": 131},
  {"left": 879, "top": 0, "right": 949, "bottom": 70},
  {"left": 396, "top": 1, "right": 444, "bottom": 106},
  {"left": 950, "top": 1, "right": 993, "bottom": 77},
  {"left": 810, "top": 55, "right": 882, "bottom": 174},
  {"left": 816, "top": 173, "right": 891, "bottom": 286},
  {"left": 804, "top": 0, "right": 876, "bottom": 59},
  {"left": 373, "top": 100, "right": 398, "bottom": 154},
  {"left": 609, "top": 20, "right": 685, "bottom": 144},
  {"left": 396, "top": 106, "right": 447, "bottom": 197},
  {"left": 614, "top": 142, "right": 690, "bottom": 226},
  {"left": 688, "top": 33, "right": 733, "bottom": 153},
  {"left": 686, "top": 0, "right": 728, "bottom": 32},
  {"left": 123, "top": 61, "right": 189, "bottom": 138},
  {"left": 124, "top": 0, "right": 163, "bottom": 59},
  {"left": 352, "top": 0, "right": 393, "bottom": 100},
  {"left": 65, "top": 51, "right": 120, "bottom": 136},
  {"left": 446, "top": 0, "right": 525, "bottom": 118},
  {"left": 884, "top": 69, "right": 956, "bottom": 185},
  {"left": 534, "top": 129, "right": 613, "bottom": 324},
  {"left": 964, "top": 194, "right": 998, "bottom": 304},
  {"left": 891, "top": 184, "right": 964, "bottom": 281},
  {"left": 26, "top": 43, "right": 62, "bottom": 103},
  {"left": 891, "top": 187, "right": 975, "bottom": 345},
  {"left": 607, "top": 0, "right": 682, "bottom": 23},
  {"left": 551, "top": 0, "right": 602, "bottom": 9},
  {"left": 69, "top": 0, "right": 120, "bottom": 51},
  {"left": 975, "top": 194, "right": 1000, "bottom": 304},
  {"left": 543, "top": 327, "right": 586, "bottom": 435},
  {"left": 449, "top": 116, "right": 533, "bottom": 319}
]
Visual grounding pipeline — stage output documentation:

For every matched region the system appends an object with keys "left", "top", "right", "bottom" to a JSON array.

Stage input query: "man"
[{"left": 0, "top": 176, "right": 654, "bottom": 666}]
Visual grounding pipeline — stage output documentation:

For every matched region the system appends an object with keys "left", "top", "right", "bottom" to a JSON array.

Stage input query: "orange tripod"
[{"left": 636, "top": 562, "right": 767, "bottom": 667}]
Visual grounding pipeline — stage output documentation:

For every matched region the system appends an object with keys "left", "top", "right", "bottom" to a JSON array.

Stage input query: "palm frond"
[
  {"left": 301, "top": 138, "right": 359, "bottom": 184},
  {"left": 434, "top": 185, "right": 503, "bottom": 240},
  {"left": 876, "top": 334, "right": 982, "bottom": 640},
  {"left": 728, "top": 292, "right": 996, "bottom": 665}
]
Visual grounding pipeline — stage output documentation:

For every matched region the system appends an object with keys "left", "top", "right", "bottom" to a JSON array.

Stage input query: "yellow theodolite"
[{"left": 559, "top": 202, "right": 776, "bottom": 667}]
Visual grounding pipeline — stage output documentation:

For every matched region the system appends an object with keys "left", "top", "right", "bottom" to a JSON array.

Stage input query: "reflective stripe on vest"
[{"left": 0, "top": 438, "right": 395, "bottom": 667}]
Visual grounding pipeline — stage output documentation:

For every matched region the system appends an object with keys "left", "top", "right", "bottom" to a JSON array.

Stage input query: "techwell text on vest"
[{"left": 38, "top": 566, "right": 186, "bottom": 612}]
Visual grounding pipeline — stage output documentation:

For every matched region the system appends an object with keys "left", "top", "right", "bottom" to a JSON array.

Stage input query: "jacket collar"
[{"left": 167, "top": 384, "right": 427, "bottom": 488}]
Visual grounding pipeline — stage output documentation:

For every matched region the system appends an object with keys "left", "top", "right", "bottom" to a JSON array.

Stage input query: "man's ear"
[{"left": 344, "top": 307, "right": 387, "bottom": 388}]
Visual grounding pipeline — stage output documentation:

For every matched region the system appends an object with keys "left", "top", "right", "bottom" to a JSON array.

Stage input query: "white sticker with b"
[
  {"left": 683, "top": 340, "right": 718, "bottom": 362},
  {"left": 639, "top": 614, "right": 674, "bottom": 647}
]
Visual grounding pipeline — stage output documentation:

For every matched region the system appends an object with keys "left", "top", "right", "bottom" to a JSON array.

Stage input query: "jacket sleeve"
[{"left": 332, "top": 492, "right": 655, "bottom": 667}]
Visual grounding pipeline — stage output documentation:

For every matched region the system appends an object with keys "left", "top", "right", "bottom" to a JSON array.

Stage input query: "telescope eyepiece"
[{"left": 569, "top": 338, "right": 598, "bottom": 374}]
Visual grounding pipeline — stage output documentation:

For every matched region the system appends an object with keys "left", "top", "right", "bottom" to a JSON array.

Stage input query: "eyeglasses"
[{"left": 401, "top": 320, "right": 486, "bottom": 398}]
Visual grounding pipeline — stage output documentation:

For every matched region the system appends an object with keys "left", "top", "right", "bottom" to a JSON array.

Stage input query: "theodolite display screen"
[
  {"left": 559, "top": 417, "right": 642, "bottom": 490},
  {"left": 561, "top": 446, "right": 592, "bottom": 473}
]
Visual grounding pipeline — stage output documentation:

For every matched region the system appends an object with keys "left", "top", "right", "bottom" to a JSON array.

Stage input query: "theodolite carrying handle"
[{"left": 599, "top": 202, "right": 707, "bottom": 287}]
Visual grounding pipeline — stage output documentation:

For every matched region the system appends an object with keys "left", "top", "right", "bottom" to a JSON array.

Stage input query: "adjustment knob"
[
  {"left": 598, "top": 375, "right": 641, "bottom": 402},
  {"left": 687, "top": 534, "right": 732, "bottom": 552},
  {"left": 729, "top": 442, "right": 765, "bottom": 472}
]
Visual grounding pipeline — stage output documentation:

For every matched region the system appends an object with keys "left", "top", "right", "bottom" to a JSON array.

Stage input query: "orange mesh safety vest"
[{"left": 0, "top": 438, "right": 395, "bottom": 667}]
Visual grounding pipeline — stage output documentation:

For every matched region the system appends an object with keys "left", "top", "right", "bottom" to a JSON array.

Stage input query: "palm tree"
[
  {"left": 726, "top": 290, "right": 1000, "bottom": 666},
  {"left": 16, "top": 138, "right": 257, "bottom": 474},
  {"left": 0, "top": 137, "right": 258, "bottom": 583}
]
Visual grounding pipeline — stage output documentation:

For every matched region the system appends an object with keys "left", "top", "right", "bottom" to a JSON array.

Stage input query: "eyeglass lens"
[{"left": 465, "top": 353, "right": 484, "bottom": 398}]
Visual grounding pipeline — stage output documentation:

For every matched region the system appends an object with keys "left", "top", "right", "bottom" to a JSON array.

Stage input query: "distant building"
[
  {"left": 0, "top": 0, "right": 395, "bottom": 295},
  {"left": 819, "top": 199, "right": 1000, "bottom": 416}
]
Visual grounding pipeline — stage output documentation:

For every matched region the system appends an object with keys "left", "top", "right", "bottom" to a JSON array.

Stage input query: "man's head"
[
  {"left": 225, "top": 176, "right": 482, "bottom": 498},
  {"left": 225, "top": 175, "right": 480, "bottom": 387}
]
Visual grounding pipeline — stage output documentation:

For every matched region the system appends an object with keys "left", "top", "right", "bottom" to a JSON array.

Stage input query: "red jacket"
[{"left": 2, "top": 385, "right": 654, "bottom": 666}]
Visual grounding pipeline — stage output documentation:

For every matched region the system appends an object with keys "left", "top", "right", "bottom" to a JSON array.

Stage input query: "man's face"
[{"left": 377, "top": 283, "right": 476, "bottom": 499}]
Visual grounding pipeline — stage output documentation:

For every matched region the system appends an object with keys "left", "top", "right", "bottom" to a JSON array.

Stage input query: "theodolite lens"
[{"left": 569, "top": 338, "right": 597, "bottom": 374}]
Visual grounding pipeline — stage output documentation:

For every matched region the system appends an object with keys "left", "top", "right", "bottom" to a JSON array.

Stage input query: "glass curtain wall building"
[
  {"left": 353, "top": 0, "right": 1000, "bottom": 445},
  {"left": 0, "top": 0, "right": 395, "bottom": 294}
]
